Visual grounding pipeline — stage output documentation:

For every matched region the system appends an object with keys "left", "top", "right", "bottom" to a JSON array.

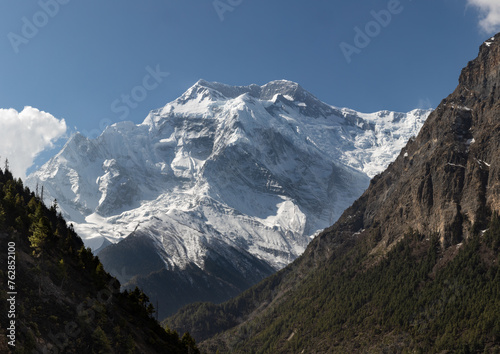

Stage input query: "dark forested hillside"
[
  {"left": 0, "top": 165, "right": 199, "bottom": 353},
  {"left": 167, "top": 34, "right": 500, "bottom": 353},
  {"left": 170, "top": 224, "right": 500, "bottom": 353}
]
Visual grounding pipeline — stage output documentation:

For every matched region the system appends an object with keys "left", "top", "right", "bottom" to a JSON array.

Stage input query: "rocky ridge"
[
  {"left": 27, "top": 79, "right": 431, "bottom": 317},
  {"left": 167, "top": 34, "right": 500, "bottom": 353}
]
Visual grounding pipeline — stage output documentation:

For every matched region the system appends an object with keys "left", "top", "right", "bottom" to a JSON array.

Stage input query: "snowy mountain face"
[{"left": 27, "top": 80, "right": 430, "bottom": 316}]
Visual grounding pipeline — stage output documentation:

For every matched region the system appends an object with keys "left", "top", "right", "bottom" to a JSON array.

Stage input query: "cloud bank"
[
  {"left": 0, "top": 107, "right": 67, "bottom": 179},
  {"left": 467, "top": 0, "right": 500, "bottom": 33}
]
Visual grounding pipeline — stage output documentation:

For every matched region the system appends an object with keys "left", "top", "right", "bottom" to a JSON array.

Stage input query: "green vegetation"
[
  {"left": 170, "top": 217, "right": 500, "bottom": 353},
  {"left": 0, "top": 163, "right": 200, "bottom": 353}
]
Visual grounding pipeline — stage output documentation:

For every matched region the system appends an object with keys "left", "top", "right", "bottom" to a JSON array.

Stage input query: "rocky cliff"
[
  {"left": 167, "top": 34, "right": 500, "bottom": 353},
  {"left": 321, "top": 34, "right": 500, "bottom": 254},
  {"left": 28, "top": 79, "right": 430, "bottom": 318}
]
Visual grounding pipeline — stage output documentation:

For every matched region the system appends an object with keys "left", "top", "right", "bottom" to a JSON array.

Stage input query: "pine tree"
[
  {"left": 58, "top": 259, "right": 68, "bottom": 288},
  {"left": 0, "top": 204, "right": 6, "bottom": 229},
  {"left": 181, "top": 332, "right": 200, "bottom": 354},
  {"left": 3, "top": 159, "right": 12, "bottom": 180},
  {"left": 50, "top": 199, "right": 58, "bottom": 214},
  {"left": 28, "top": 203, "right": 51, "bottom": 255},
  {"left": 91, "top": 326, "right": 112, "bottom": 353},
  {"left": 146, "top": 303, "right": 155, "bottom": 317}
]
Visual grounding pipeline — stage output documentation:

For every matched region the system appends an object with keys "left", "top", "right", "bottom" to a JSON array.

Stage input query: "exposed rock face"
[
  {"left": 27, "top": 79, "right": 430, "bottom": 318},
  {"left": 167, "top": 34, "right": 500, "bottom": 353},
  {"left": 323, "top": 35, "right": 500, "bottom": 252}
]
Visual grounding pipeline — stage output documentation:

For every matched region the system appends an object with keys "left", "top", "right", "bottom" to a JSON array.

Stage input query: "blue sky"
[{"left": 0, "top": 0, "right": 499, "bottom": 177}]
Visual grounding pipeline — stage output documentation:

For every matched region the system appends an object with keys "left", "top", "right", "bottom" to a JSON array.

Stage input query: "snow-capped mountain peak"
[
  {"left": 189, "top": 79, "right": 305, "bottom": 101},
  {"left": 26, "top": 80, "right": 431, "bottom": 315}
]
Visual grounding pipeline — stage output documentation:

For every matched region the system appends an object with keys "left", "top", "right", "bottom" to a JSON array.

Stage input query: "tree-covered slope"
[
  {"left": 166, "top": 34, "right": 500, "bottom": 353},
  {"left": 27, "top": 79, "right": 430, "bottom": 320},
  {"left": 0, "top": 165, "right": 199, "bottom": 353},
  {"left": 169, "top": 216, "right": 500, "bottom": 353}
]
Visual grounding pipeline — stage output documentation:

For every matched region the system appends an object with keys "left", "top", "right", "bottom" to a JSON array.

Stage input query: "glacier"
[{"left": 26, "top": 79, "right": 431, "bottom": 316}]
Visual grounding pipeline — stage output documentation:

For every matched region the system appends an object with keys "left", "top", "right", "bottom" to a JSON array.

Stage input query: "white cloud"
[
  {"left": 467, "top": 0, "right": 500, "bottom": 33},
  {"left": 0, "top": 106, "right": 67, "bottom": 179}
]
